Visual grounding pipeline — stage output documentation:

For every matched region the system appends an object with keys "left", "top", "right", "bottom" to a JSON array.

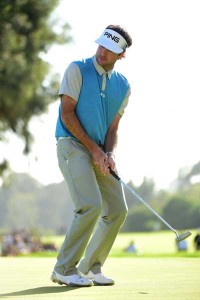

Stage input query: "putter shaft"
[{"left": 109, "top": 169, "right": 192, "bottom": 241}]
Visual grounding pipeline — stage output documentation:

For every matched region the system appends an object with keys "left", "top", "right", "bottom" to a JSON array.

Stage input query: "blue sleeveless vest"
[{"left": 55, "top": 57, "right": 129, "bottom": 145}]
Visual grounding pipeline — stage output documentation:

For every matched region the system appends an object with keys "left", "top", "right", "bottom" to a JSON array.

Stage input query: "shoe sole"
[
  {"left": 51, "top": 276, "right": 93, "bottom": 287},
  {"left": 93, "top": 280, "right": 115, "bottom": 286}
]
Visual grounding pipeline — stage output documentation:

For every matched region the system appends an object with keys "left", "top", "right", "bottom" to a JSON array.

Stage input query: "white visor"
[{"left": 95, "top": 29, "right": 128, "bottom": 54}]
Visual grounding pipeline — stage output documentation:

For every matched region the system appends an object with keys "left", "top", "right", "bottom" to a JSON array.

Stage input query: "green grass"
[
  {"left": 0, "top": 257, "right": 199, "bottom": 299},
  {"left": 0, "top": 231, "right": 199, "bottom": 299},
  {"left": 40, "top": 230, "right": 200, "bottom": 258}
]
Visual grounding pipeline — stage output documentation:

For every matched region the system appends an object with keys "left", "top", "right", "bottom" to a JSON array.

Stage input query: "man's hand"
[{"left": 92, "top": 147, "right": 110, "bottom": 175}]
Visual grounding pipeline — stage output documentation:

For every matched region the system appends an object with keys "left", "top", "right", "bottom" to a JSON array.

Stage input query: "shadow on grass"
[
  {"left": 0, "top": 285, "right": 81, "bottom": 297},
  {"left": 0, "top": 287, "right": 149, "bottom": 298}
]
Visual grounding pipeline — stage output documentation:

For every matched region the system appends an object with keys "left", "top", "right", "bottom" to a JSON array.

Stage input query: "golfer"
[{"left": 51, "top": 25, "right": 132, "bottom": 287}]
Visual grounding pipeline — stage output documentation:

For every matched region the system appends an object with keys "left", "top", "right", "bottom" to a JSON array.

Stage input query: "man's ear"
[{"left": 118, "top": 51, "right": 126, "bottom": 59}]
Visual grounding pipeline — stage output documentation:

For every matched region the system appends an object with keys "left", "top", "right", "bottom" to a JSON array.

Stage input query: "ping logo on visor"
[
  {"left": 104, "top": 31, "right": 120, "bottom": 43},
  {"left": 95, "top": 29, "right": 128, "bottom": 54}
]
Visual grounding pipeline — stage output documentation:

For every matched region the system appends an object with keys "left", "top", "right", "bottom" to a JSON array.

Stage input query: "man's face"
[{"left": 96, "top": 45, "right": 123, "bottom": 71}]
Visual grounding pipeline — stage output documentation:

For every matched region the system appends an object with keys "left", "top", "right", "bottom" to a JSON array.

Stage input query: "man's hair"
[{"left": 106, "top": 25, "right": 132, "bottom": 48}]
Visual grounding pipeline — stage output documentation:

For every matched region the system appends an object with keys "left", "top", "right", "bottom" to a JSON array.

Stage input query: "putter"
[{"left": 109, "top": 169, "right": 192, "bottom": 242}]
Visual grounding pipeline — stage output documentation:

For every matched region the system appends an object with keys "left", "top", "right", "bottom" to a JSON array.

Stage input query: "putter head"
[{"left": 176, "top": 231, "right": 192, "bottom": 242}]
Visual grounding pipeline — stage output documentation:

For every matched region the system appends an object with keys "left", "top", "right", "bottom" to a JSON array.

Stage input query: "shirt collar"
[{"left": 92, "top": 55, "right": 113, "bottom": 79}]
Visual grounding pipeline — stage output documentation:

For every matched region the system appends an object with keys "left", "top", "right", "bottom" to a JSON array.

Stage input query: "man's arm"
[
  {"left": 104, "top": 114, "right": 121, "bottom": 171},
  {"left": 61, "top": 94, "right": 109, "bottom": 175}
]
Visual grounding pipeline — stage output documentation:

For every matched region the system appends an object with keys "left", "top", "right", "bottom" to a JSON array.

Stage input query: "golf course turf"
[{"left": 0, "top": 257, "right": 199, "bottom": 300}]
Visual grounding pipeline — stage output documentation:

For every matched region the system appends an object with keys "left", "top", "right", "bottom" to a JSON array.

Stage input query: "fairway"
[
  {"left": 42, "top": 231, "right": 199, "bottom": 257},
  {"left": 0, "top": 257, "right": 199, "bottom": 300}
]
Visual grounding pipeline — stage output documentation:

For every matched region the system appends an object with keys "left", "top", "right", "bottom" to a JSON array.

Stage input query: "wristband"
[{"left": 106, "top": 152, "right": 114, "bottom": 157}]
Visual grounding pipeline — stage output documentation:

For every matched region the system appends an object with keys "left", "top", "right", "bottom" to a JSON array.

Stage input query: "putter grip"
[{"left": 109, "top": 168, "right": 121, "bottom": 181}]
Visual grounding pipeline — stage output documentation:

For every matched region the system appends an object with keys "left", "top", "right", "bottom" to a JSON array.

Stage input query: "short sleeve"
[
  {"left": 58, "top": 63, "right": 82, "bottom": 101},
  {"left": 118, "top": 87, "right": 131, "bottom": 116}
]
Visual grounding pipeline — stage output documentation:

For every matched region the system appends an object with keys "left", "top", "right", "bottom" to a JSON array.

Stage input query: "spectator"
[
  {"left": 194, "top": 229, "right": 200, "bottom": 251},
  {"left": 124, "top": 240, "right": 138, "bottom": 253},
  {"left": 176, "top": 239, "right": 188, "bottom": 252}
]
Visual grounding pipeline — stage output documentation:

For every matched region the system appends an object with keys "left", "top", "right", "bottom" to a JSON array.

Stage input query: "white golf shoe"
[
  {"left": 51, "top": 270, "right": 93, "bottom": 287},
  {"left": 82, "top": 271, "right": 115, "bottom": 286}
]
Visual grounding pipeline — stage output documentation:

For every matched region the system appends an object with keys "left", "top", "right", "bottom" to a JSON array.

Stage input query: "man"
[
  {"left": 194, "top": 229, "right": 200, "bottom": 250},
  {"left": 51, "top": 25, "right": 132, "bottom": 287}
]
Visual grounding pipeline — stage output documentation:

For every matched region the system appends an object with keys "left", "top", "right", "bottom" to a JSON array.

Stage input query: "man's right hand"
[{"left": 92, "top": 147, "right": 110, "bottom": 175}]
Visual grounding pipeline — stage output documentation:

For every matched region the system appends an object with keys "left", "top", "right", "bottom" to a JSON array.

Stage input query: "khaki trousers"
[{"left": 54, "top": 138, "right": 128, "bottom": 275}]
